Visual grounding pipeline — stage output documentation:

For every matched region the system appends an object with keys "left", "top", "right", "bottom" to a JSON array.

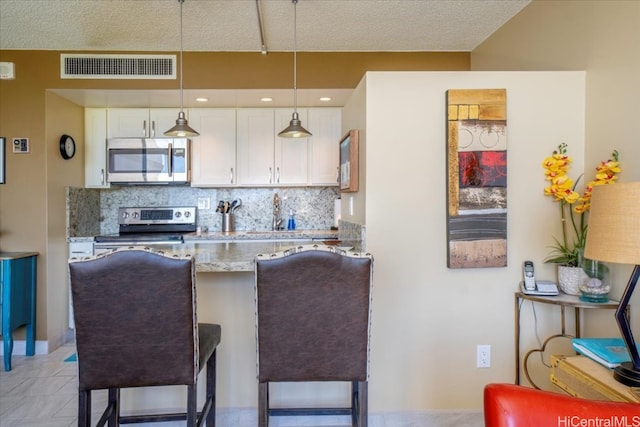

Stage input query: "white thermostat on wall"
[
  {"left": 12, "top": 138, "right": 29, "bottom": 153},
  {"left": 0, "top": 62, "right": 15, "bottom": 80}
]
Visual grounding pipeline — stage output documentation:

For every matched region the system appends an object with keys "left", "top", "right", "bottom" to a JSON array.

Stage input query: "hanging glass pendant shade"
[
  {"left": 165, "top": 0, "right": 199, "bottom": 137},
  {"left": 278, "top": 0, "right": 311, "bottom": 138}
]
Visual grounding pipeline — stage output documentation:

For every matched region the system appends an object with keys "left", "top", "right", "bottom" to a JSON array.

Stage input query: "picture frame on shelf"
[{"left": 339, "top": 129, "right": 359, "bottom": 192}]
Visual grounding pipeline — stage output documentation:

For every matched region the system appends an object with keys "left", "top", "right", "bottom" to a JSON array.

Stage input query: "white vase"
[{"left": 557, "top": 265, "right": 588, "bottom": 295}]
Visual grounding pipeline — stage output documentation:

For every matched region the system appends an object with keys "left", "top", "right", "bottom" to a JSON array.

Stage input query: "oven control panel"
[{"left": 119, "top": 207, "right": 196, "bottom": 225}]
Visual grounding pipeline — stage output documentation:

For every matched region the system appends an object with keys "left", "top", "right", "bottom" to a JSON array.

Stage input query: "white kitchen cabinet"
[
  {"left": 236, "top": 109, "right": 276, "bottom": 185},
  {"left": 307, "top": 107, "right": 342, "bottom": 186},
  {"left": 107, "top": 108, "right": 180, "bottom": 138},
  {"left": 189, "top": 109, "right": 237, "bottom": 186},
  {"left": 237, "top": 108, "right": 310, "bottom": 186},
  {"left": 84, "top": 108, "right": 110, "bottom": 188},
  {"left": 274, "top": 108, "right": 309, "bottom": 185}
]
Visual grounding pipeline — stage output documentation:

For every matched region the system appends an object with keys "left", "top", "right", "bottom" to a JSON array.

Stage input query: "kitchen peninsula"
[
  {"left": 85, "top": 231, "right": 347, "bottom": 272},
  {"left": 65, "top": 188, "right": 363, "bottom": 410}
]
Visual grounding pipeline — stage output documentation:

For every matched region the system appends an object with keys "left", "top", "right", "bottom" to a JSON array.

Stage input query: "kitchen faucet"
[{"left": 272, "top": 193, "right": 282, "bottom": 231}]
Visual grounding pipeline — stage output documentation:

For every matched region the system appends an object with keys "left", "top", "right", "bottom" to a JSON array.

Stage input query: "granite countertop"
[
  {"left": 69, "top": 229, "right": 351, "bottom": 272},
  {"left": 120, "top": 240, "right": 357, "bottom": 273},
  {"left": 183, "top": 229, "right": 339, "bottom": 242},
  {"left": 69, "top": 229, "right": 338, "bottom": 243},
  {"left": 68, "top": 230, "right": 360, "bottom": 273}
]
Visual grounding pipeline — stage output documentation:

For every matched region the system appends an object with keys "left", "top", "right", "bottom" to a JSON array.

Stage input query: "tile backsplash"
[{"left": 67, "top": 186, "right": 340, "bottom": 236}]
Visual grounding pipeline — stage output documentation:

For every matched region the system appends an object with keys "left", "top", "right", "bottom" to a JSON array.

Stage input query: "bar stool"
[
  {"left": 255, "top": 244, "right": 373, "bottom": 427},
  {"left": 69, "top": 247, "right": 221, "bottom": 426}
]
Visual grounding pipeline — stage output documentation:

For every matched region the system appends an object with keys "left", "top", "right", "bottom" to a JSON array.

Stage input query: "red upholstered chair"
[
  {"left": 484, "top": 383, "right": 640, "bottom": 426},
  {"left": 69, "top": 247, "right": 221, "bottom": 427},
  {"left": 255, "top": 244, "right": 374, "bottom": 427}
]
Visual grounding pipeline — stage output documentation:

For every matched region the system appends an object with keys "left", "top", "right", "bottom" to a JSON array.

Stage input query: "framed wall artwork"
[
  {"left": 339, "top": 129, "right": 359, "bottom": 192},
  {"left": 446, "top": 89, "right": 507, "bottom": 268},
  {"left": 0, "top": 137, "right": 5, "bottom": 184}
]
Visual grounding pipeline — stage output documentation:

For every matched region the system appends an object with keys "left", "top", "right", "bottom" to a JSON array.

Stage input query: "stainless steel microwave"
[{"left": 106, "top": 138, "right": 190, "bottom": 184}]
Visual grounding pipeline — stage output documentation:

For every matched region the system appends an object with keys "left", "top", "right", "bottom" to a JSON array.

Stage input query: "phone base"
[{"left": 520, "top": 281, "right": 559, "bottom": 296}]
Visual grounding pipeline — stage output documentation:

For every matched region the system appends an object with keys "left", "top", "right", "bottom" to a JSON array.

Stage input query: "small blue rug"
[{"left": 64, "top": 353, "right": 77, "bottom": 362}]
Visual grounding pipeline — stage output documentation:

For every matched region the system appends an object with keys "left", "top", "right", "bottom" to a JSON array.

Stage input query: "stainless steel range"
[{"left": 94, "top": 206, "right": 196, "bottom": 252}]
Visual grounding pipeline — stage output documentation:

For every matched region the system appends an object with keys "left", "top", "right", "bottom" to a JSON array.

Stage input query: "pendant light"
[
  {"left": 278, "top": 0, "right": 311, "bottom": 138},
  {"left": 165, "top": 0, "right": 199, "bottom": 137}
]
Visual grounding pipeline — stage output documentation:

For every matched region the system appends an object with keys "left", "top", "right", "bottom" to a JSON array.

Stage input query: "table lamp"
[{"left": 584, "top": 182, "right": 640, "bottom": 387}]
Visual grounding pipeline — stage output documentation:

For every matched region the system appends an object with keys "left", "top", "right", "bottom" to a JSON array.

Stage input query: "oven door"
[{"left": 107, "top": 138, "right": 190, "bottom": 184}]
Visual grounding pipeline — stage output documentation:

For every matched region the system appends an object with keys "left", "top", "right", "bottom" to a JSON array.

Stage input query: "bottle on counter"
[{"left": 287, "top": 209, "right": 296, "bottom": 230}]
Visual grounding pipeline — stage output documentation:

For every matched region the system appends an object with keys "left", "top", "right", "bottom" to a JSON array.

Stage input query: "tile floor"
[
  {"left": 1, "top": 343, "right": 81, "bottom": 427},
  {"left": 1, "top": 344, "right": 484, "bottom": 427}
]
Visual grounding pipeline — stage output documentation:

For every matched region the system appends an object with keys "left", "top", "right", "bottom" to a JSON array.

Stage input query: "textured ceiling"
[
  {"left": 0, "top": 0, "right": 530, "bottom": 52},
  {"left": 2, "top": 0, "right": 531, "bottom": 108}
]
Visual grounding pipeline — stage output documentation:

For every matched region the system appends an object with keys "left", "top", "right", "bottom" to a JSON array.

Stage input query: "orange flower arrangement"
[{"left": 542, "top": 143, "right": 621, "bottom": 266}]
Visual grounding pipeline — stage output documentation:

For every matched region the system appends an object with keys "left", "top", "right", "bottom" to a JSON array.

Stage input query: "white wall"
[{"left": 343, "top": 71, "right": 589, "bottom": 410}]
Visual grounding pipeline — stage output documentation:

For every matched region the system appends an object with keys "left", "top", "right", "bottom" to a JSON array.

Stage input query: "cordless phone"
[
  {"left": 521, "top": 260, "right": 559, "bottom": 295},
  {"left": 523, "top": 261, "right": 536, "bottom": 290}
]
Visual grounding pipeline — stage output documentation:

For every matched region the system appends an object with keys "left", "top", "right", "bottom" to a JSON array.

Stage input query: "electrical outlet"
[
  {"left": 197, "top": 197, "right": 210, "bottom": 210},
  {"left": 477, "top": 345, "right": 491, "bottom": 368}
]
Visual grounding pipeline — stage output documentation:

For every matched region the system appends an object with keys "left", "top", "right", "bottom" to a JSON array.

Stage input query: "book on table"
[{"left": 572, "top": 337, "right": 640, "bottom": 369}]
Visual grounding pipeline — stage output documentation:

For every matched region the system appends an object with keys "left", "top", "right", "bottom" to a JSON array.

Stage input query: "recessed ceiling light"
[
  {"left": 261, "top": 97, "right": 273, "bottom": 102},
  {"left": 195, "top": 97, "right": 209, "bottom": 102},
  {"left": 319, "top": 97, "right": 332, "bottom": 102}
]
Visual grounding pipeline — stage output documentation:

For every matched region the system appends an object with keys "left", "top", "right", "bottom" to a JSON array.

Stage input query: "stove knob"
[
  {"left": 133, "top": 212, "right": 139, "bottom": 219},
  {"left": 175, "top": 211, "right": 182, "bottom": 218},
  {"left": 184, "top": 211, "right": 191, "bottom": 218},
  {"left": 122, "top": 212, "right": 129, "bottom": 219}
]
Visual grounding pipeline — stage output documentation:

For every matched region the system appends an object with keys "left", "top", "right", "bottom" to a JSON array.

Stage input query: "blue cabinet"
[{"left": 1, "top": 252, "right": 38, "bottom": 371}]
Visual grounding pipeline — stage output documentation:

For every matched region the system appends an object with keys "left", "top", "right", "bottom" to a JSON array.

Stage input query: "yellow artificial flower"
[{"left": 542, "top": 144, "right": 621, "bottom": 266}]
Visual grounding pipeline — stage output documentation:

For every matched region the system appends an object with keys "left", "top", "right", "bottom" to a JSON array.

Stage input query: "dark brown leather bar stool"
[
  {"left": 69, "top": 247, "right": 221, "bottom": 427},
  {"left": 255, "top": 244, "right": 374, "bottom": 427}
]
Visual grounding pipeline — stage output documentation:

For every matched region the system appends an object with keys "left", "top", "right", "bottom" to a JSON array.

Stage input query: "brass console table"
[{"left": 514, "top": 291, "right": 625, "bottom": 388}]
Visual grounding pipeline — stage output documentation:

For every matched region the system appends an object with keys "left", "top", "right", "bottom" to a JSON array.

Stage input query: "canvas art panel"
[{"left": 446, "top": 89, "right": 507, "bottom": 268}]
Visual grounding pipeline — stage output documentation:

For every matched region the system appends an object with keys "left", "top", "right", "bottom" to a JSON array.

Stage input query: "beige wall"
[
  {"left": 347, "top": 71, "right": 586, "bottom": 410},
  {"left": 472, "top": 0, "right": 640, "bottom": 351},
  {"left": 44, "top": 93, "right": 84, "bottom": 348}
]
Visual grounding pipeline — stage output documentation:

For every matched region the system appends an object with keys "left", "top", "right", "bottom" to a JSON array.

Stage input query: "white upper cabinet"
[
  {"left": 84, "top": 108, "right": 110, "bottom": 188},
  {"left": 90, "top": 107, "right": 341, "bottom": 188},
  {"left": 307, "top": 107, "right": 342, "bottom": 186},
  {"left": 236, "top": 109, "right": 276, "bottom": 186},
  {"left": 275, "top": 108, "right": 309, "bottom": 185},
  {"left": 188, "top": 109, "right": 237, "bottom": 187},
  {"left": 107, "top": 108, "right": 180, "bottom": 138}
]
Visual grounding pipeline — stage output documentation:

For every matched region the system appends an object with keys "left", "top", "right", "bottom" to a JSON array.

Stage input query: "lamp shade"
[
  {"left": 164, "top": 111, "right": 200, "bottom": 137},
  {"left": 278, "top": 112, "right": 311, "bottom": 138},
  {"left": 584, "top": 182, "right": 640, "bottom": 265}
]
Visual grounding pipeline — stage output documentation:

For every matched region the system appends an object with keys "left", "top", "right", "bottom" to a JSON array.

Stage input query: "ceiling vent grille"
[{"left": 61, "top": 54, "right": 176, "bottom": 80}]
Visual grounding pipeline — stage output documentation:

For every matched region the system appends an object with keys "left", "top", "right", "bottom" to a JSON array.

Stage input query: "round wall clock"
[{"left": 59, "top": 134, "right": 76, "bottom": 160}]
